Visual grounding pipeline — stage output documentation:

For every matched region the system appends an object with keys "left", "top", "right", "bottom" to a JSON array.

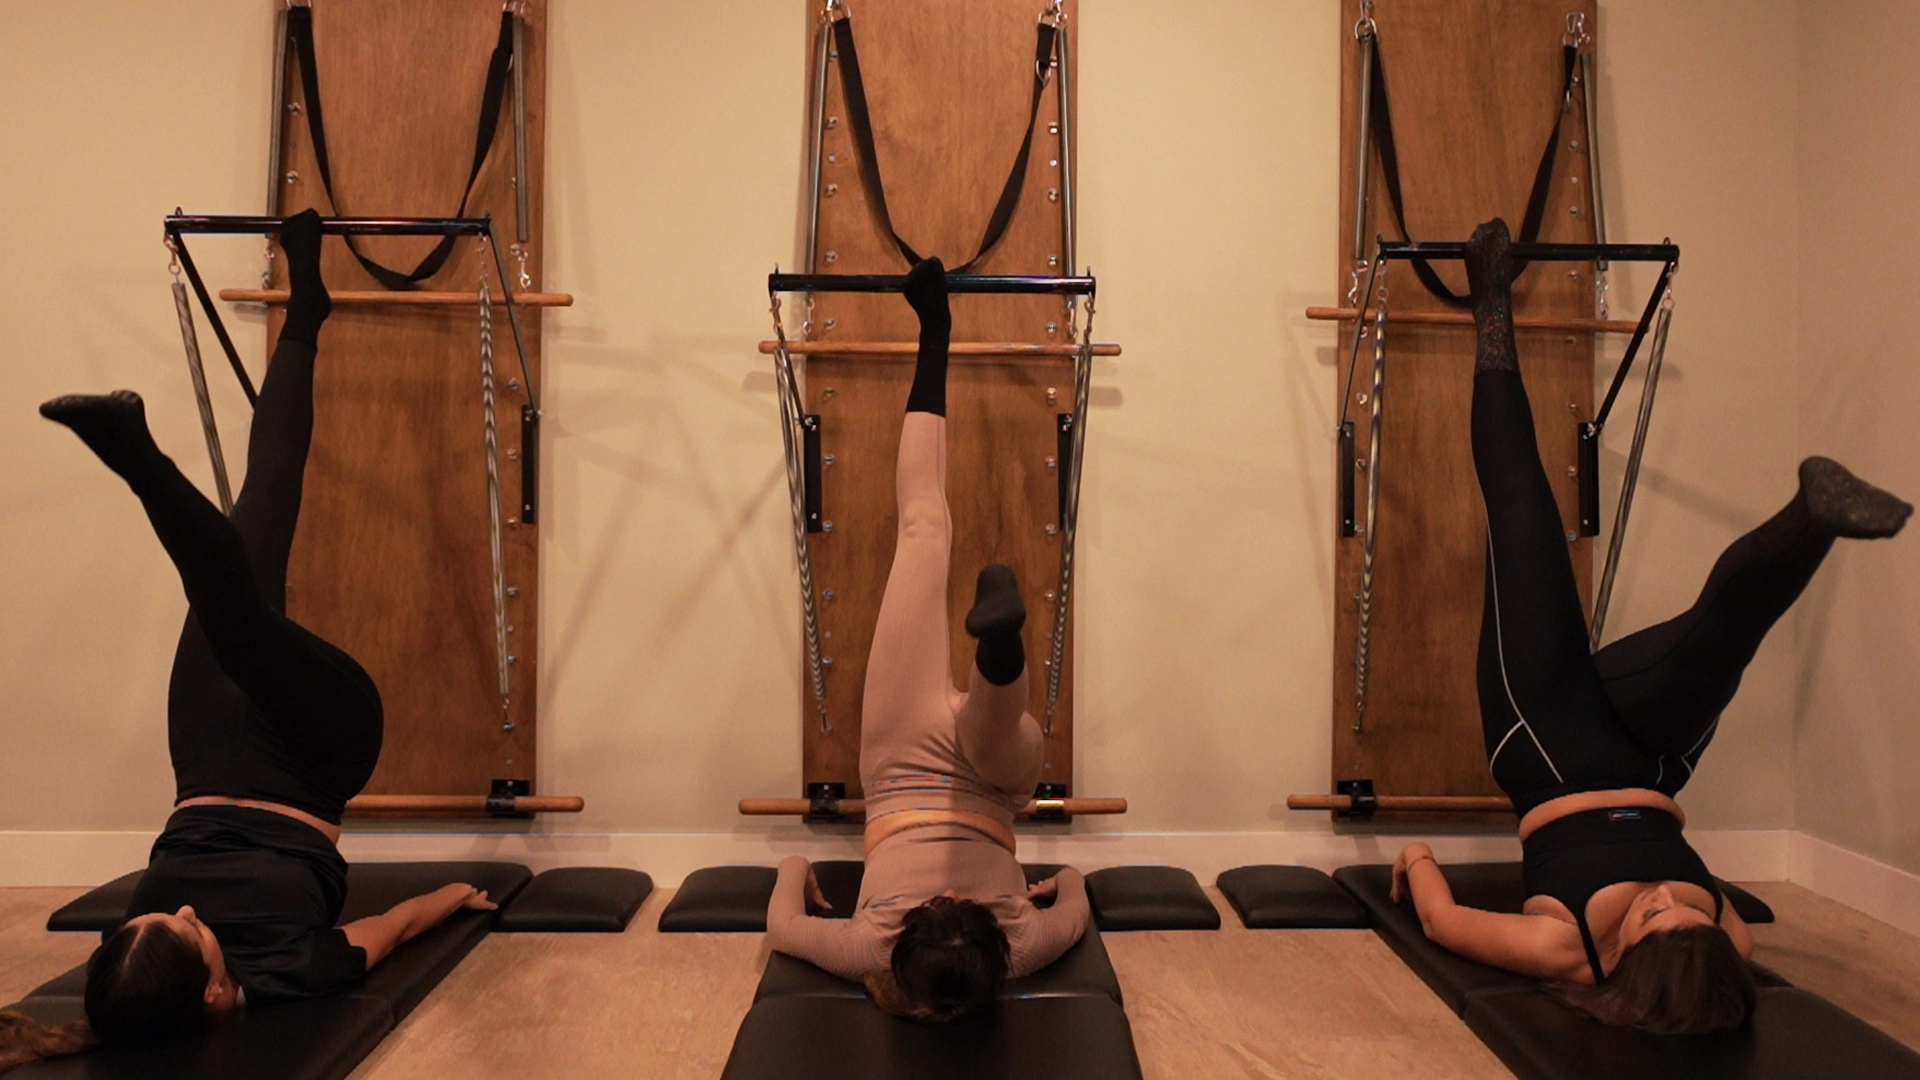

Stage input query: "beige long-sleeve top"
[{"left": 766, "top": 831, "right": 1089, "bottom": 981}]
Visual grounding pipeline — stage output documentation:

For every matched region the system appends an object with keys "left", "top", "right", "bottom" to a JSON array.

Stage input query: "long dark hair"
[
  {"left": 1558, "top": 925, "right": 1757, "bottom": 1034},
  {"left": 887, "top": 896, "right": 1011, "bottom": 1022},
  {"left": 0, "top": 1012, "right": 93, "bottom": 1073},
  {"left": 83, "top": 921, "right": 211, "bottom": 1047}
]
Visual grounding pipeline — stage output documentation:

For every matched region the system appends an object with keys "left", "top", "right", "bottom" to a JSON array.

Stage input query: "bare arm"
[
  {"left": 1008, "top": 868, "right": 1090, "bottom": 977},
  {"left": 1719, "top": 893, "right": 1754, "bottom": 959},
  {"left": 342, "top": 883, "right": 497, "bottom": 969},
  {"left": 1393, "top": 843, "right": 1591, "bottom": 983},
  {"left": 766, "top": 856, "right": 882, "bottom": 981}
]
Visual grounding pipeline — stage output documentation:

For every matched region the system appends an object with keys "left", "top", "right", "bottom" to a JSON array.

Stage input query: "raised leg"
[
  {"left": 1596, "top": 457, "right": 1911, "bottom": 760},
  {"left": 956, "top": 565, "right": 1042, "bottom": 796}
]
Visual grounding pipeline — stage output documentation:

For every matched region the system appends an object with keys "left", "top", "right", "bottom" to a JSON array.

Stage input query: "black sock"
[
  {"left": 1798, "top": 457, "right": 1912, "bottom": 539},
  {"left": 902, "top": 257, "right": 951, "bottom": 416},
  {"left": 279, "top": 209, "right": 331, "bottom": 348},
  {"left": 40, "top": 391, "right": 167, "bottom": 486},
  {"left": 1466, "top": 218, "right": 1519, "bottom": 374},
  {"left": 966, "top": 564, "right": 1026, "bottom": 686}
]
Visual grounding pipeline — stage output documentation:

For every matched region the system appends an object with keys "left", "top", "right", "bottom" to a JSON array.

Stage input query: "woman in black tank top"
[
  {"left": 1390, "top": 220, "right": 1911, "bottom": 1035},
  {"left": 7, "top": 213, "right": 498, "bottom": 1069}
]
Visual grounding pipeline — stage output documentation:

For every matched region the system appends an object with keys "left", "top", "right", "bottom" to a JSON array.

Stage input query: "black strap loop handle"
[
  {"left": 286, "top": 6, "right": 514, "bottom": 290},
  {"left": 830, "top": 12, "right": 1058, "bottom": 273},
  {"left": 1367, "top": 36, "right": 1580, "bottom": 306}
]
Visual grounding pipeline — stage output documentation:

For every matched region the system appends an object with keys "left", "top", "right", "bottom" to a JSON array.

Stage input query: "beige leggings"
[{"left": 859, "top": 413, "right": 1044, "bottom": 801}]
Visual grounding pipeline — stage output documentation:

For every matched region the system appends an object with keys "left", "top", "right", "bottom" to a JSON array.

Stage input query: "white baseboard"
[{"left": 1788, "top": 832, "right": 1920, "bottom": 939}]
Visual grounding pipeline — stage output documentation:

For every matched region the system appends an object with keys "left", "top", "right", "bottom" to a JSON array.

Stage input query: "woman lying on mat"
[
  {"left": 1392, "top": 218, "right": 1911, "bottom": 1035},
  {"left": 1, "top": 211, "right": 495, "bottom": 1068},
  {"left": 766, "top": 259, "right": 1090, "bottom": 1022}
]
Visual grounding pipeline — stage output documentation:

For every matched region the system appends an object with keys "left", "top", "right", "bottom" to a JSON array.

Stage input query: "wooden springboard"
[
  {"left": 265, "top": 0, "right": 548, "bottom": 806},
  {"left": 1331, "top": 0, "right": 1598, "bottom": 813},
  {"left": 797, "top": 0, "right": 1083, "bottom": 800}
]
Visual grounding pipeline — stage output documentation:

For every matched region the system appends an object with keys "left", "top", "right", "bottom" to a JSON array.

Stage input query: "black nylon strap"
[
  {"left": 830, "top": 14, "right": 1059, "bottom": 273},
  {"left": 286, "top": 6, "right": 514, "bottom": 290},
  {"left": 1368, "top": 37, "right": 1580, "bottom": 306}
]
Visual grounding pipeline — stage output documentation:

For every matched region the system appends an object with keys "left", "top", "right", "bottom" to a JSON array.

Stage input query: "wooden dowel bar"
[
  {"left": 1286, "top": 793, "right": 1514, "bottom": 814},
  {"left": 756, "top": 340, "right": 1121, "bottom": 358},
  {"left": 345, "top": 794, "right": 585, "bottom": 814},
  {"left": 221, "top": 288, "right": 574, "bottom": 308},
  {"left": 738, "top": 797, "right": 1127, "bottom": 819},
  {"left": 1306, "top": 307, "right": 1639, "bottom": 334}
]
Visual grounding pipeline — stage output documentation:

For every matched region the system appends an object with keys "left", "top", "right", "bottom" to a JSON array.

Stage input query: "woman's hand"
[
  {"left": 1392, "top": 843, "right": 1436, "bottom": 902},
  {"left": 779, "top": 855, "right": 830, "bottom": 912},
  {"left": 455, "top": 885, "right": 497, "bottom": 911},
  {"left": 1027, "top": 876, "right": 1059, "bottom": 904}
]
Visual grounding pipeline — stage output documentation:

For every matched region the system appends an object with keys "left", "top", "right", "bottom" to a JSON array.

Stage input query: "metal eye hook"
[
  {"left": 1565, "top": 11, "right": 1591, "bottom": 49},
  {"left": 823, "top": 0, "right": 845, "bottom": 23},
  {"left": 164, "top": 234, "right": 182, "bottom": 281},
  {"left": 1354, "top": 0, "right": 1377, "bottom": 41},
  {"left": 1042, "top": 0, "right": 1065, "bottom": 28}
]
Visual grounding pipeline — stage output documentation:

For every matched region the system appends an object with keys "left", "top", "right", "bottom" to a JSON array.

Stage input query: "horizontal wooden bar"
[
  {"left": 222, "top": 288, "right": 573, "bottom": 308},
  {"left": 757, "top": 340, "right": 1120, "bottom": 357},
  {"left": 737, "top": 796, "right": 1128, "bottom": 820},
  {"left": 1286, "top": 793, "right": 1514, "bottom": 814},
  {"left": 1306, "top": 307, "right": 1638, "bottom": 334},
  {"left": 1379, "top": 240, "right": 1678, "bottom": 263},
  {"left": 344, "top": 794, "right": 585, "bottom": 815},
  {"left": 168, "top": 214, "right": 491, "bottom": 236},
  {"left": 769, "top": 273, "right": 1095, "bottom": 296}
]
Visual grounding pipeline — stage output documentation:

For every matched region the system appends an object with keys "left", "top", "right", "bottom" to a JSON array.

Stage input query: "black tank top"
[{"left": 1521, "top": 807, "right": 1724, "bottom": 983}]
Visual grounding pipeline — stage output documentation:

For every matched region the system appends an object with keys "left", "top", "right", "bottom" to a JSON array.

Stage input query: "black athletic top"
[
  {"left": 1521, "top": 807, "right": 1724, "bottom": 984},
  {"left": 126, "top": 806, "right": 367, "bottom": 1003}
]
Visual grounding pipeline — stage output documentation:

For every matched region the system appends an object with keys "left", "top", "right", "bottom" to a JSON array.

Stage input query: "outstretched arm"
[
  {"left": 767, "top": 855, "right": 885, "bottom": 981},
  {"left": 342, "top": 883, "right": 497, "bottom": 969},
  {"left": 1393, "top": 843, "right": 1591, "bottom": 983},
  {"left": 1009, "top": 868, "right": 1090, "bottom": 977}
]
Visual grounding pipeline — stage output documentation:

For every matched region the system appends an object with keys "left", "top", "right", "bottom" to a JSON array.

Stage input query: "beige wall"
[
  {"left": 1793, "top": 1, "right": 1920, "bottom": 875},
  {"left": 0, "top": 1, "right": 1851, "bottom": 871}
]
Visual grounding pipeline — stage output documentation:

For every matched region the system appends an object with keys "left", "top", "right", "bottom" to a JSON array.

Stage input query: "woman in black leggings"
[
  {"left": 15, "top": 211, "right": 494, "bottom": 1058},
  {"left": 1393, "top": 219, "right": 1911, "bottom": 1034}
]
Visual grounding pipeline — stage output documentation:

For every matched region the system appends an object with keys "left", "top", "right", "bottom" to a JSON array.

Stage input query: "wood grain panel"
[
  {"left": 1331, "top": 0, "right": 1596, "bottom": 809},
  {"left": 270, "top": 0, "right": 546, "bottom": 800},
  {"left": 802, "top": 0, "right": 1079, "bottom": 798}
]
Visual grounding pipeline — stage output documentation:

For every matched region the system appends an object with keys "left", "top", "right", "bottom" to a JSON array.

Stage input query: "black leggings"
[
  {"left": 1475, "top": 368, "right": 1831, "bottom": 818},
  {"left": 145, "top": 340, "right": 383, "bottom": 824}
]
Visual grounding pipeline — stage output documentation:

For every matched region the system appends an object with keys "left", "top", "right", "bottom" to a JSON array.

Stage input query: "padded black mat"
[
  {"left": 3, "top": 992, "right": 393, "bottom": 1080},
  {"left": 720, "top": 994, "right": 1143, "bottom": 1080},
  {"left": 44, "top": 871, "right": 143, "bottom": 933},
  {"left": 5, "top": 861, "right": 530, "bottom": 1080},
  {"left": 1466, "top": 985, "right": 1920, "bottom": 1080},
  {"left": 1334, "top": 862, "right": 1546, "bottom": 1015},
  {"left": 754, "top": 923, "right": 1124, "bottom": 1004},
  {"left": 496, "top": 867, "right": 654, "bottom": 932},
  {"left": 1085, "top": 865, "right": 1220, "bottom": 931},
  {"left": 1216, "top": 865, "right": 1370, "bottom": 929}
]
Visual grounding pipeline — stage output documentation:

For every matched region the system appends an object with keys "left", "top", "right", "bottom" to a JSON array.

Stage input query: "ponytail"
[{"left": 0, "top": 1010, "right": 94, "bottom": 1073}]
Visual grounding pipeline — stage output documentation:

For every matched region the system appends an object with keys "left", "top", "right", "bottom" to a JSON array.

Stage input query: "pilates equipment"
[
  {"left": 746, "top": 0, "right": 1123, "bottom": 825},
  {"left": 1214, "top": 866, "right": 1370, "bottom": 929},
  {"left": 165, "top": 0, "right": 570, "bottom": 815},
  {"left": 1083, "top": 866, "right": 1220, "bottom": 932},
  {"left": 1332, "top": 863, "right": 1918, "bottom": 1080},
  {"left": 163, "top": 213, "right": 579, "bottom": 818},
  {"left": 1307, "top": 0, "right": 1690, "bottom": 817},
  {"left": 13, "top": 862, "right": 534, "bottom": 1080},
  {"left": 494, "top": 868, "right": 655, "bottom": 933}
]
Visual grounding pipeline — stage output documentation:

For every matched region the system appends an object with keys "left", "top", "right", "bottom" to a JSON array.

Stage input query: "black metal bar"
[
  {"left": 519, "top": 405, "right": 539, "bottom": 525},
  {"left": 1593, "top": 259, "right": 1677, "bottom": 428},
  {"left": 171, "top": 237, "right": 259, "bottom": 405},
  {"left": 1378, "top": 241, "right": 1678, "bottom": 264},
  {"left": 166, "top": 214, "right": 491, "bottom": 237},
  {"left": 1339, "top": 421, "right": 1357, "bottom": 537},
  {"left": 1578, "top": 423, "right": 1602, "bottom": 536},
  {"left": 768, "top": 272, "right": 1095, "bottom": 296},
  {"left": 802, "top": 415, "right": 823, "bottom": 533}
]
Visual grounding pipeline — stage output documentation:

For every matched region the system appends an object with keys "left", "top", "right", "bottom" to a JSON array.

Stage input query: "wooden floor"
[{"left": 1, "top": 881, "right": 1916, "bottom": 1078}]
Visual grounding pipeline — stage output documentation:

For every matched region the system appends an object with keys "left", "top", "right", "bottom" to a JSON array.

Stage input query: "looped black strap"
[
  {"left": 830, "top": 13, "right": 1059, "bottom": 273},
  {"left": 1367, "top": 36, "right": 1580, "bottom": 306},
  {"left": 286, "top": 6, "right": 514, "bottom": 290}
]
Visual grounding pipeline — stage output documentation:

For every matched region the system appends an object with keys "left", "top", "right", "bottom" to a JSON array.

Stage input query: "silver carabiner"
[{"left": 1354, "top": 0, "right": 1377, "bottom": 41}]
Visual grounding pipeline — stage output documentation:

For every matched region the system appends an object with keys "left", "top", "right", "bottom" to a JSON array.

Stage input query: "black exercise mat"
[
  {"left": 1085, "top": 865, "right": 1221, "bottom": 931},
  {"left": 496, "top": 867, "right": 654, "bottom": 932},
  {"left": 1216, "top": 865, "right": 1370, "bottom": 929},
  {"left": 754, "top": 922, "right": 1124, "bottom": 1005},
  {"left": 1333, "top": 862, "right": 1541, "bottom": 1015},
  {"left": 720, "top": 994, "right": 1143, "bottom": 1080}
]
